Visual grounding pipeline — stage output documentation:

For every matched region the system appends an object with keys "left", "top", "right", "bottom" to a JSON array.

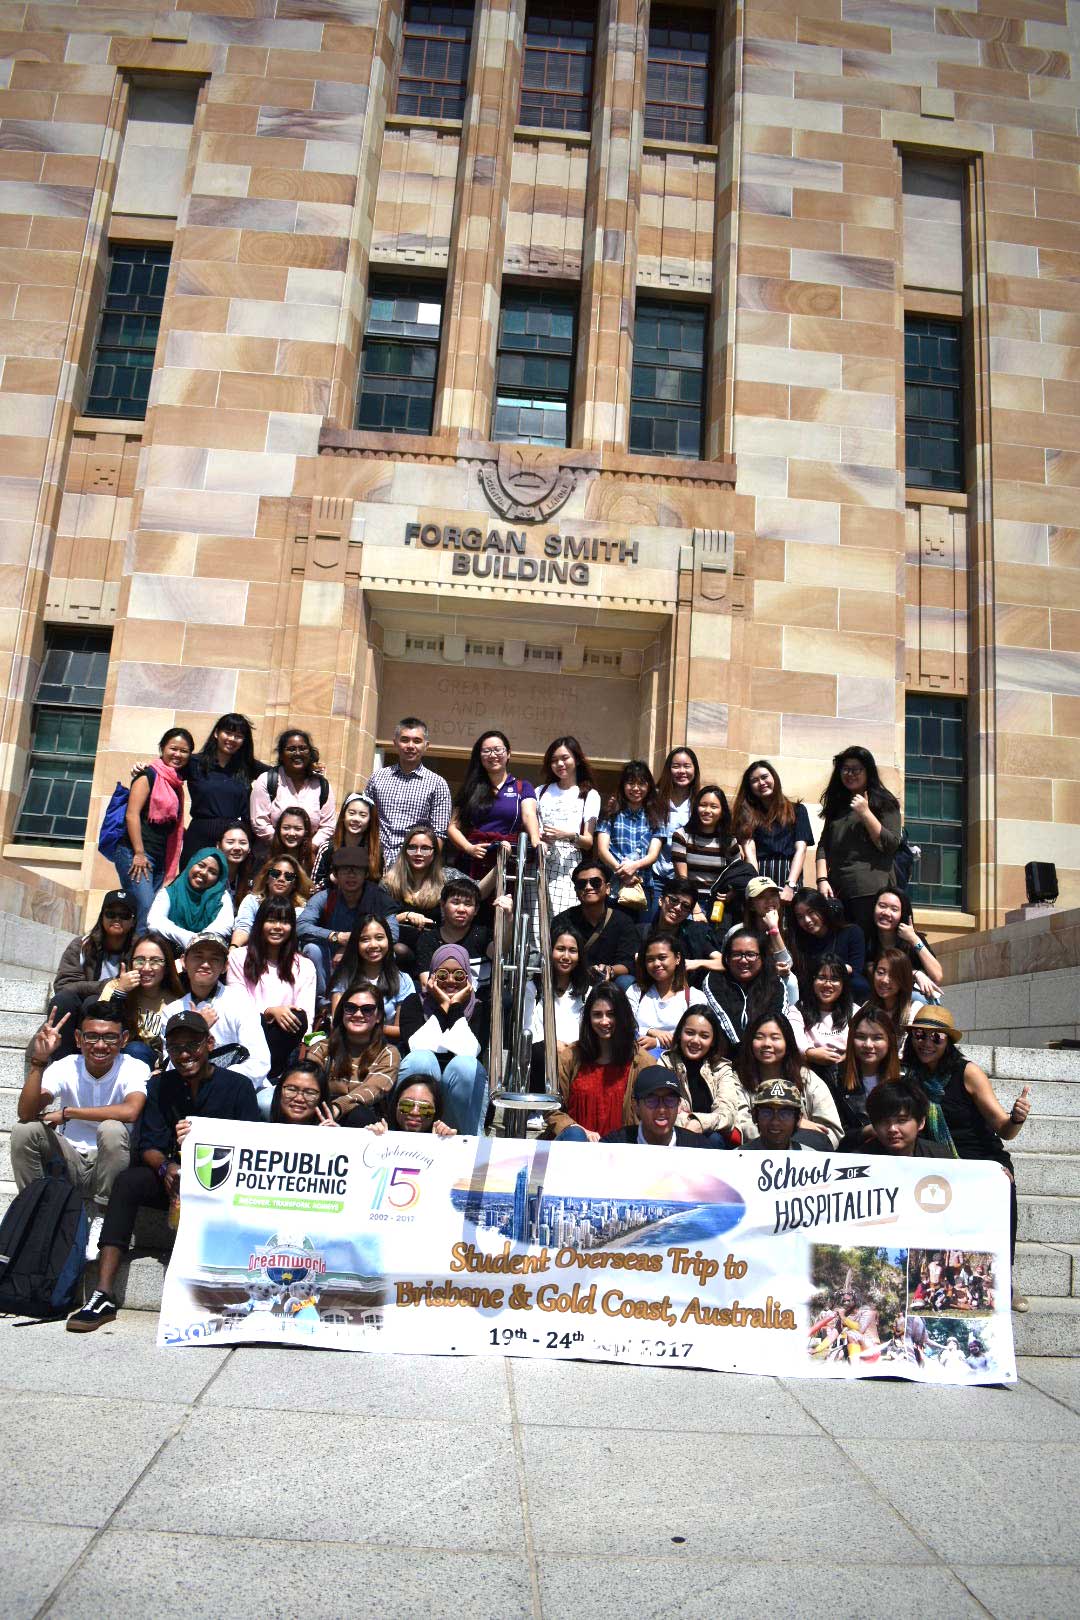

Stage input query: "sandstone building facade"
[{"left": 0, "top": 0, "right": 1078, "bottom": 940}]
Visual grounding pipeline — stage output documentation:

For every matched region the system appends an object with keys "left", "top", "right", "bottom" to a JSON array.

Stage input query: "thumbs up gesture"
[{"left": 1010, "top": 1084, "right": 1031, "bottom": 1126}]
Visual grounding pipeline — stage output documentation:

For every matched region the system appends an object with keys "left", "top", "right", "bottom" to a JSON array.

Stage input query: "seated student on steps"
[
  {"left": 66, "top": 1010, "right": 261, "bottom": 1334},
  {"left": 11, "top": 1002, "right": 149, "bottom": 1262},
  {"left": 600, "top": 1066, "right": 713, "bottom": 1148},
  {"left": 161, "top": 931, "right": 272, "bottom": 1106}
]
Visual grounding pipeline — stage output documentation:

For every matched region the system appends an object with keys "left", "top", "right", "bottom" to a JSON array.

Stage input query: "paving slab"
[
  {"left": 537, "top": 1558, "right": 983, "bottom": 1619},
  {"left": 0, "top": 1393, "right": 187, "bottom": 1526},
  {"left": 780, "top": 1371, "right": 1080, "bottom": 1442},
  {"left": 44, "top": 1531, "right": 534, "bottom": 1620},
  {"left": 115, "top": 1406, "right": 527, "bottom": 1552},
  {"left": 0, "top": 1311, "right": 229, "bottom": 1404},
  {"left": 0, "top": 1520, "right": 95, "bottom": 1620},
  {"left": 200, "top": 1344, "right": 513, "bottom": 1424},
  {"left": 509, "top": 1357, "right": 820, "bottom": 1434},
  {"left": 952, "top": 1563, "right": 1080, "bottom": 1620},
  {"left": 836, "top": 1439, "right": 1080, "bottom": 1567},
  {"left": 1018, "top": 1357, "right": 1080, "bottom": 1413},
  {"left": 519, "top": 1426, "right": 931, "bottom": 1563}
]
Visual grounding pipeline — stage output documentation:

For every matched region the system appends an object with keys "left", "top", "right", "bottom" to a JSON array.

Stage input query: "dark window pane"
[
  {"left": 645, "top": 6, "right": 712, "bottom": 143},
  {"left": 629, "top": 298, "right": 706, "bottom": 459},
  {"left": 518, "top": 2, "right": 594, "bottom": 132},
  {"left": 355, "top": 276, "right": 444, "bottom": 436},
  {"left": 86, "top": 245, "right": 170, "bottom": 419},
  {"left": 905, "top": 694, "right": 965, "bottom": 909},
  {"left": 492, "top": 289, "right": 576, "bottom": 446},
  {"left": 394, "top": 0, "right": 473, "bottom": 121},
  {"left": 15, "top": 629, "right": 111, "bottom": 847},
  {"left": 904, "top": 315, "right": 964, "bottom": 493}
]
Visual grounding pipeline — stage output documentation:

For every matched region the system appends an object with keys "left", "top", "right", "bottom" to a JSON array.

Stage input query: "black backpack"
[
  {"left": 265, "top": 768, "right": 330, "bottom": 809},
  {"left": 0, "top": 1165, "right": 88, "bottom": 1318}
]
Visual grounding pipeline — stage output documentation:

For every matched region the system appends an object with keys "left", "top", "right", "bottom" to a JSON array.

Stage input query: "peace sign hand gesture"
[{"left": 30, "top": 1007, "right": 70, "bottom": 1067}]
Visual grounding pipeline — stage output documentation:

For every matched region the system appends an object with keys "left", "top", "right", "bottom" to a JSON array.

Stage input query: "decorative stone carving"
[
  {"left": 693, "top": 528, "right": 734, "bottom": 603},
  {"left": 478, "top": 446, "right": 578, "bottom": 522}
]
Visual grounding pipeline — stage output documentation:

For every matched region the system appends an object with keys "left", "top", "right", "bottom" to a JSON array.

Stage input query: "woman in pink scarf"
[{"left": 114, "top": 727, "right": 193, "bottom": 932}]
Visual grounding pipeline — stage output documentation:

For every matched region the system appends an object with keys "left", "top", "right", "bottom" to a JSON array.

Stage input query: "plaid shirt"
[
  {"left": 597, "top": 806, "right": 659, "bottom": 866},
  {"left": 365, "top": 762, "right": 452, "bottom": 864}
]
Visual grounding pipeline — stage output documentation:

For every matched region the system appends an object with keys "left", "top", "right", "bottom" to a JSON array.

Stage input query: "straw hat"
[{"left": 910, "top": 1004, "right": 963, "bottom": 1042}]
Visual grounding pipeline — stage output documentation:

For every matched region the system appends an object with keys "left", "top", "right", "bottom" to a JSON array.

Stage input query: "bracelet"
[{"left": 156, "top": 1159, "right": 170, "bottom": 1180}]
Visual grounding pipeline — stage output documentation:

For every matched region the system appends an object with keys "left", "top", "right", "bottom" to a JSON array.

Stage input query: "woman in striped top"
[{"left": 672, "top": 785, "right": 741, "bottom": 912}]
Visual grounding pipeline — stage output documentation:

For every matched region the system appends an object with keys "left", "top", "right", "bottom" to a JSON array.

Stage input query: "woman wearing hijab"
[
  {"left": 147, "top": 846, "right": 234, "bottom": 952},
  {"left": 395, "top": 943, "right": 489, "bottom": 1135}
]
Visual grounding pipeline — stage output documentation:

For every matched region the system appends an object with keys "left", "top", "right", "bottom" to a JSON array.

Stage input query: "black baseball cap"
[
  {"left": 165, "top": 1010, "right": 211, "bottom": 1040},
  {"left": 332, "top": 847, "right": 368, "bottom": 869},
  {"left": 101, "top": 889, "right": 137, "bottom": 915},
  {"left": 632, "top": 1066, "right": 681, "bottom": 1103}
]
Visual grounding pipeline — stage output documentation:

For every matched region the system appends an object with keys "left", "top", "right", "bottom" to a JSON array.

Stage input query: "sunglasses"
[
  {"left": 398, "top": 1100, "right": 436, "bottom": 1118},
  {"left": 344, "top": 1004, "right": 378, "bottom": 1019},
  {"left": 269, "top": 868, "right": 297, "bottom": 881},
  {"left": 911, "top": 1028, "right": 947, "bottom": 1045},
  {"left": 574, "top": 876, "right": 604, "bottom": 891}
]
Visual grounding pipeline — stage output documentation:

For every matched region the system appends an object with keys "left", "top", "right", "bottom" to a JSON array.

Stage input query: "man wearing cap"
[
  {"left": 67, "top": 1010, "right": 261, "bottom": 1332},
  {"left": 744, "top": 1078, "right": 813, "bottom": 1153},
  {"left": 298, "top": 846, "right": 399, "bottom": 1001},
  {"left": 161, "top": 932, "right": 272, "bottom": 1104},
  {"left": 600, "top": 1067, "right": 712, "bottom": 1148}
]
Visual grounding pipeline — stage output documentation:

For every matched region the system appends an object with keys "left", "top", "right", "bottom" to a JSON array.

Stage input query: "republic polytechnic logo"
[{"left": 195, "top": 1144, "right": 235, "bottom": 1192}]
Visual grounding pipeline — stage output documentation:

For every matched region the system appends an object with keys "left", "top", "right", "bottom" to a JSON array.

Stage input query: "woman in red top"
[{"left": 547, "top": 983, "right": 652, "bottom": 1142}]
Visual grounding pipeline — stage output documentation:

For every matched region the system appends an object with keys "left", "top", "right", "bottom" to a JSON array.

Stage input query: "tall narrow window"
[
  {"left": 519, "top": 2, "right": 595, "bottom": 133},
  {"left": 15, "top": 629, "right": 111, "bottom": 847},
  {"left": 629, "top": 300, "right": 706, "bottom": 458},
  {"left": 905, "top": 315, "right": 963, "bottom": 492},
  {"left": 645, "top": 10, "right": 711, "bottom": 143},
  {"left": 905, "top": 694, "right": 966, "bottom": 910},
  {"left": 493, "top": 289, "right": 575, "bottom": 447},
  {"left": 355, "top": 277, "right": 444, "bottom": 435},
  {"left": 395, "top": 1, "right": 473, "bottom": 120},
  {"left": 85, "top": 245, "right": 170, "bottom": 420}
]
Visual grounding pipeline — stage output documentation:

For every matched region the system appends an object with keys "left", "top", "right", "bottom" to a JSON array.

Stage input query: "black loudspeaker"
[{"left": 1025, "top": 861, "right": 1058, "bottom": 904}]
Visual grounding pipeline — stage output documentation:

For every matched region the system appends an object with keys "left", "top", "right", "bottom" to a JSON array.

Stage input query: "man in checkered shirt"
[{"left": 365, "top": 715, "right": 453, "bottom": 866}]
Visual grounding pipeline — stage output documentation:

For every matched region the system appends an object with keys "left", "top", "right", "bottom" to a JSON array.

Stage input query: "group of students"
[{"left": 15, "top": 714, "right": 1032, "bottom": 1330}]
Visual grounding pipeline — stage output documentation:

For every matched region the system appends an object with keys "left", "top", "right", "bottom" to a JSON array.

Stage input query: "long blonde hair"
[{"left": 380, "top": 823, "right": 447, "bottom": 910}]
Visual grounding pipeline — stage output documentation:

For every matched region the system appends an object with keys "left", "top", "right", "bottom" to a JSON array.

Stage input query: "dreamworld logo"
[{"left": 195, "top": 1144, "right": 235, "bottom": 1192}]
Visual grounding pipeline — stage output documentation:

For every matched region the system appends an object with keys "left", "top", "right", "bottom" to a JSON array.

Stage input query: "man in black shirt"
[
  {"left": 67, "top": 1010, "right": 261, "bottom": 1332},
  {"left": 842, "top": 1079, "right": 953, "bottom": 1159},
  {"left": 654, "top": 878, "right": 724, "bottom": 978},
  {"left": 601, "top": 1067, "right": 710, "bottom": 1147},
  {"left": 551, "top": 860, "right": 640, "bottom": 984}
]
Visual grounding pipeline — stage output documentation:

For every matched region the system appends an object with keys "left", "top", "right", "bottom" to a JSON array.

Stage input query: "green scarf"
[{"left": 167, "top": 846, "right": 228, "bottom": 934}]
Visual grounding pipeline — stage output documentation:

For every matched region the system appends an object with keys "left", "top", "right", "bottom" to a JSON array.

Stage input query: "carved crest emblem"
[{"left": 479, "top": 447, "right": 578, "bottom": 522}]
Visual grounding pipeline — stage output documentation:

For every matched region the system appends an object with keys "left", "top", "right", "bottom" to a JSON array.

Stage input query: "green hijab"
[{"left": 167, "top": 846, "right": 228, "bottom": 934}]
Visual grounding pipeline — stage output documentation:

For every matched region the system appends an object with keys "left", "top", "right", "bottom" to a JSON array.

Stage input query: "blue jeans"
[
  {"left": 397, "top": 1050, "right": 489, "bottom": 1136},
  {"left": 302, "top": 941, "right": 334, "bottom": 1001},
  {"left": 557, "top": 1125, "right": 589, "bottom": 1142},
  {"left": 125, "top": 1039, "right": 159, "bottom": 1069},
  {"left": 114, "top": 842, "right": 166, "bottom": 935}
]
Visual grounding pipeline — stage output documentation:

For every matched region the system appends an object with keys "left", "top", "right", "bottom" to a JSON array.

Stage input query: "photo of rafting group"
[{"left": 807, "top": 1245, "right": 1005, "bottom": 1378}]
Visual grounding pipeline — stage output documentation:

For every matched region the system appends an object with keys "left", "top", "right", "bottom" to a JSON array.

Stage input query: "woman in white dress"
[{"left": 535, "top": 736, "right": 601, "bottom": 919}]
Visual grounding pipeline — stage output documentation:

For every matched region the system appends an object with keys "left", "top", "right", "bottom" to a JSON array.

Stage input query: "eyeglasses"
[
  {"left": 281, "top": 1086, "right": 322, "bottom": 1103},
  {"left": 408, "top": 845, "right": 435, "bottom": 856},
  {"left": 574, "top": 877, "right": 604, "bottom": 892},
  {"left": 81, "top": 1032, "right": 122, "bottom": 1048},
  {"left": 757, "top": 1106, "right": 799, "bottom": 1121},
  {"left": 480, "top": 747, "right": 507, "bottom": 758},
  {"left": 663, "top": 897, "right": 693, "bottom": 911},
  {"left": 269, "top": 868, "right": 297, "bottom": 882},
  {"left": 166, "top": 1040, "right": 204, "bottom": 1056},
  {"left": 134, "top": 957, "right": 165, "bottom": 969},
  {"left": 344, "top": 1004, "right": 378, "bottom": 1020},
  {"left": 729, "top": 951, "right": 761, "bottom": 962},
  {"left": 398, "top": 1100, "right": 436, "bottom": 1118},
  {"left": 911, "top": 1028, "right": 947, "bottom": 1046},
  {"left": 639, "top": 1093, "right": 678, "bottom": 1109}
]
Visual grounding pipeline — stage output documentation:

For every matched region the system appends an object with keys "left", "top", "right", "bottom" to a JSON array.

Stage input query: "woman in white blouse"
[{"left": 535, "top": 736, "right": 601, "bottom": 918}]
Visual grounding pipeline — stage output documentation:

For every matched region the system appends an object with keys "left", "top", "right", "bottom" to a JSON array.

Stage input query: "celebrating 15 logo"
[{"left": 370, "top": 1164, "right": 420, "bottom": 1212}]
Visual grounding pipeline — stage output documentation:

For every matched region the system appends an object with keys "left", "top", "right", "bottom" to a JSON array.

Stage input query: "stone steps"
[
  {"left": 1012, "top": 1295, "right": 1080, "bottom": 1356},
  {"left": 1013, "top": 1241, "right": 1080, "bottom": 1299}
]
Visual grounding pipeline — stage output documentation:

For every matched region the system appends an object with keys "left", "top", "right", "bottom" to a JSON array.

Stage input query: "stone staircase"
[{"left": 1, "top": 980, "right": 1079, "bottom": 1349}]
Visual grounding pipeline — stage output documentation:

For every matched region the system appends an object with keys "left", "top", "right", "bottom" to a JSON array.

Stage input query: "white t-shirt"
[
  {"left": 537, "top": 783, "right": 601, "bottom": 837},
  {"left": 626, "top": 983, "right": 706, "bottom": 1038},
  {"left": 44, "top": 1052, "right": 150, "bottom": 1154},
  {"left": 530, "top": 985, "right": 586, "bottom": 1045}
]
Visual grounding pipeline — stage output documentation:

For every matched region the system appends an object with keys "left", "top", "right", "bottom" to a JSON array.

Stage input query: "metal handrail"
[
  {"left": 486, "top": 842, "right": 509, "bottom": 1090},
  {"left": 490, "top": 833, "right": 562, "bottom": 1125}
]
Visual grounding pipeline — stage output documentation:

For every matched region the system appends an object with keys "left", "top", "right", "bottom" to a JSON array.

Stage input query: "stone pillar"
[
  {"left": 571, "top": 0, "right": 648, "bottom": 452},
  {"left": 704, "top": 1, "right": 740, "bottom": 461},
  {"left": 434, "top": 0, "right": 527, "bottom": 438}
]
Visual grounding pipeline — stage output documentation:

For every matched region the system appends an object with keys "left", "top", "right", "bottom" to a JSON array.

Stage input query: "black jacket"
[{"left": 599, "top": 1124, "right": 711, "bottom": 1148}]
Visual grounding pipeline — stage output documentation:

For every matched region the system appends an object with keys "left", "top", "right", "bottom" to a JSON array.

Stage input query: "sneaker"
[
  {"left": 85, "top": 1213, "right": 105, "bottom": 1262},
  {"left": 1011, "top": 1293, "right": 1031, "bottom": 1315},
  {"left": 66, "top": 1289, "right": 118, "bottom": 1333}
]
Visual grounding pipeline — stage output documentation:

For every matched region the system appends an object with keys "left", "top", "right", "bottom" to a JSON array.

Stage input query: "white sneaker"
[{"left": 85, "top": 1213, "right": 105, "bottom": 1262}]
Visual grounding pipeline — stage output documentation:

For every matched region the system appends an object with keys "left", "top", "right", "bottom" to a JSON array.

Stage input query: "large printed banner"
[{"left": 159, "top": 1123, "right": 1016, "bottom": 1385}]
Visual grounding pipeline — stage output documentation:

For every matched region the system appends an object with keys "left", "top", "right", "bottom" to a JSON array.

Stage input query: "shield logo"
[{"left": 194, "top": 1143, "right": 234, "bottom": 1192}]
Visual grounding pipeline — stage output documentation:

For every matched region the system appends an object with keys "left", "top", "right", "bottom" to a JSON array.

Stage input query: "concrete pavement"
[{"left": 2, "top": 1315, "right": 1078, "bottom": 1618}]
